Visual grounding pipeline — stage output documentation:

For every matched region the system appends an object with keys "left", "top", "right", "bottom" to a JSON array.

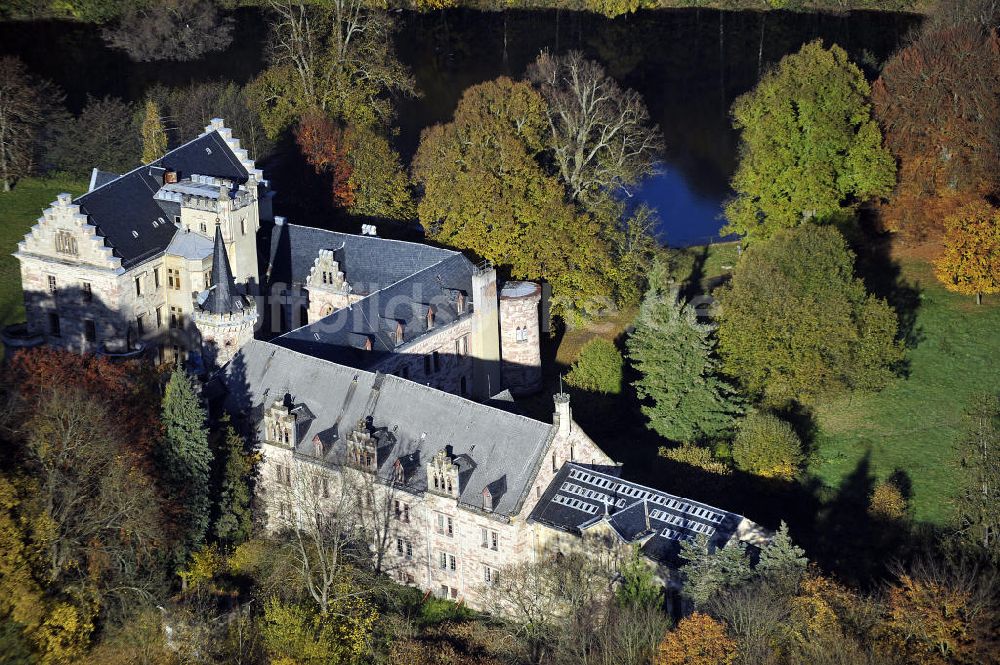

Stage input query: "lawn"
[
  {"left": 0, "top": 176, "right": 87, "bottom": 329},
  {"left": 810, "top": 257, "right": 1000, "bottom": 524},
  {"left": 548, "top": 244, "right": 997, "bottom": 528}
]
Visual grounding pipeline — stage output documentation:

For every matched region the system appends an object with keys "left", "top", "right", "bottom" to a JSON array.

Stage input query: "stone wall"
[{"left": 499, "top": 282, "right": 542, "bottom": 395}]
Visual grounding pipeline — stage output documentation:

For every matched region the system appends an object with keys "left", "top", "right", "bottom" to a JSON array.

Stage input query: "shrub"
[
  {"left": 731, "top": 412, "right": 803, "bottom": 479},
  {"left": 869, "top": 481, "right": 907, "bottom": 520},
  {"left": 660, "top": 443, "right": 731, "bottom": 476},
  {"left": 565, "top": 338, "right": 623, "bottom": 395}
]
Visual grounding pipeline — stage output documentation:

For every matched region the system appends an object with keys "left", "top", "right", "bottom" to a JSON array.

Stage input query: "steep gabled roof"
[
  {"left": 217, "top": 340, "right": 554, "bottom": 518},
  {"left": 72, "top": 130, "right": 250, "bottom": 270}
]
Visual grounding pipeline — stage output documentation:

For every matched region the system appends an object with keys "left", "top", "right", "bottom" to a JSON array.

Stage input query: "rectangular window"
[
  {"left": 406, "top": 541, "right": 413, "bottom": 557},
  {"left": 396, "top": 538, "right": 404, "bottom": 555},
  {"left": 48, "top": 275, "right": 56, "bottom": 294},
  {"left": 84, "top": 319, "right": 96, "bottom": 343},
  {"left": 433, "top": 350, "right": 440, "bottom": 373},
  {"left": 241, "top": 218, "right": 247, "bottom": 235},
  {"left": 436, "top": 513, "right": 454, "bottom": 537},
  {"left": 439, "top": 585, "right": 448, "bottom": 598},
  {"left": 81, "top": 282, "right": 92, "bottom": 302},
  {"left": 169, "top": 306, "right": 183, "bottom": 329},
  {"left": 154, "top": 267, "right": 161, "bottom": 288},
  {"left": 134, "top": 276, "right": 142, "bottom": 297},
  {"left": 136, "top": 314, "right": 145, "bottom": 336},
  {"left": 480, "top": 528, "right": 499, "bottom": 551},
  {"left": 322, "top": 477, "right": 329, "bottom": 498},
  {"left": 156, "top": 306, "right": 163, "bottom": 329},
  {"left": 484, "top": 566, "right": 499, "bottom": 585}
]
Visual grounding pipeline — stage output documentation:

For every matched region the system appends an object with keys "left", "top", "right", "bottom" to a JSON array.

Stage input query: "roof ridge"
[
  {"left": 283, "top": 222, "right": 461, "bottom": 255},
  {"left": 245, "top": 340, "right": 551, "bottom": 428},
  {"left": 75, "top": 130, "right": 229, "bottom": 204}
]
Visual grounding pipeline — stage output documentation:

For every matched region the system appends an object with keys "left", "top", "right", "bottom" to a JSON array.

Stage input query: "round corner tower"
[{"left": 499, "top": 281, "right": 542, "bottom": 395}]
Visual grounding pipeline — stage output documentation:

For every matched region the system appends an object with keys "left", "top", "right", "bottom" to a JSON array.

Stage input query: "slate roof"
[
  {"left": 264, "top": 223, "right": 476, "bottom": 369},
  {"left": 217, "top": 340, "right": 555, "bottom": 518},
  {"left": 264, "top": 222, "right": 457, "bottom": 293},
  {"left": 201, "top": 224, "right": 246, "bottom": 315},
  {"left": 529, "top": 464, "right": 749, "bottom": 566},
  {"left": 72, "top": 131, "right": 250, "bottom": 270}
]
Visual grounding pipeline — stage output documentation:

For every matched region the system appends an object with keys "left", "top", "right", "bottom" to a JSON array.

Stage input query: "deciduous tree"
[
  {"left": 342, "top": 124, "right": 414, "bottom": 221},
  {"left": 247, "top": 0, "right": 415, "bottom": 137},
  {"left": 873, "top": 26, "right": 1000, "bottom": 238},
  {"left": 653, "top": 612, "right": 736, "bottom": 665},
  {"left": 294, "top": 111, "right": 355, "bottom": 208},
  {"left": 527, "top": 50, "right": 662, "bottom": 206},
  {"left": 731, "top": 412, "right": 803, "bottom": 479},
  {"left": 565, "top": 338, "right": 623, "bottom": 395},
  {"left": 627, "top": 261, "right": 743, "bottom": 443},
  {"left": 140, "top": 98, "right": 167, "bottom": 163},
  {"left": 934, "top": 201, "right": 1000, "bottom": 305},
  {"left": 47, "top": 95, "right": 140, "bottom": 177},
  {"left": 102, "top": 0, "right": 233, "bottom": 63},
  {"left": 0, "top": 57, "right": 58, "bottom": 191},
  {"left": 724, "top": 40, "right": 895, "bottom": 238},
  {"left": 413, "top": 77, "right": 618, "bottom": 317},
  {"left": 954, "top": 393, "right": 1000, "bottom": 557},
  {"left": 716, "top": 225, "right": 903, "bottom": 406}
]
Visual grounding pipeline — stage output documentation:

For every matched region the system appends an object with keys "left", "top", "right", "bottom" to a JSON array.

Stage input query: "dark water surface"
[{"left": 0, "top": 8, "right": 919, "bottom": 246}]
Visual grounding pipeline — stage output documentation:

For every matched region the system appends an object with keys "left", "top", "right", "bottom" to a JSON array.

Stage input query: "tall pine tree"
[
  {"left": 213, "top": 416, "right": 254, "bottom": 547},
  {"left": 160, "top": 370, "right": 212, "bottom": 559},
  {"left": 627, "top": 261, "right": 743, "bottom": 444}
]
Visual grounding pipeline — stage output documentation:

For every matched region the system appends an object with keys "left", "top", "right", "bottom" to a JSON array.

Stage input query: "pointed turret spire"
[{"left": 202, "top": 223, "right": 244, "bottom": 315}]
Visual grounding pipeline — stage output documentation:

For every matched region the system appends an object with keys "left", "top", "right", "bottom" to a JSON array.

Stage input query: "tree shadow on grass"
[{"left": 848, "top": 216, "right": 924, "bottom": 367}]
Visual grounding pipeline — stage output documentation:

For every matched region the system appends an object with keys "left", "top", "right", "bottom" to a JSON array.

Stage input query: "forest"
[{"left": 0, "top": 0, "right": 998, "bottom": 663}]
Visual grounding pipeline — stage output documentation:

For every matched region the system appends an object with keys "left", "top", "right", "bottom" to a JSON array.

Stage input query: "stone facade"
[
  {"left": 10, "top": 119, "right": 265, "bottom": 365},
  {"left": 255, "top": 391, "right": 615, "bottom": 609},
  {"left": 499, "top": 281, "right": 543, "bottom": 395}
]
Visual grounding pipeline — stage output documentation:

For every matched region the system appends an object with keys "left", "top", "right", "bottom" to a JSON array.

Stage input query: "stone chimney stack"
[{"left": 553, "top": 392, "right": 572, "bottom": 437}]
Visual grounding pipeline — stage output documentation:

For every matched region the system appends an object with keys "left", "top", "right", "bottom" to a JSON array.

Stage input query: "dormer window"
[
  {"left": 456, "top": 292, "right": 465, "bottom": 312},
  {"left": 395, "top": 321, "right": 404, "bottom": 345},
  {"left": 482, "top": 487, "right": 493, "bottom": 511},
  {"left": 264, "top": 399, "right": 296, "bottom": 448},
  {"left": 54, "top": 230, "right": 77, "bottom": 256},
  {"left": 426, "top": 307, "right": 434, "bottom": 330}
]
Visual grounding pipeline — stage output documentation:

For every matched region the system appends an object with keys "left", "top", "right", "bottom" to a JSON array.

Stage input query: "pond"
[{"left": 0, "top": 8, "right": 919, "bottom": 247}]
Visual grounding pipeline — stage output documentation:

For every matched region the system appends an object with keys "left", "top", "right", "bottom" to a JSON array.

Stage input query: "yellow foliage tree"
[
  {"left": 934, "top": 201, "right": 1000, "bottom": 305},
  {"left": 879, "top": 574, "right": 979, "bottom": 665},
  {"left": 653, "top": 612, "right": 736, "bottom": 665},
  {"left": 140, "top": 99, "right": 167, "bottom": 164},
  {"left": 869, "top": 480, "right": 907, "bottom": 520}
]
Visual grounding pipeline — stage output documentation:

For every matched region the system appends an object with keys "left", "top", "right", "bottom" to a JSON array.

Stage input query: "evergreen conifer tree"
[
  {"left": 627, "top": 261, "right": 743, "bottom": 443},
  {"left": 213, "top": 417, "right": 254, "bottom": 547},
  {"left": 160, "top": 370, "right": 212, "bottom": 558},
  {"left": 757, "top": 521, "right": 808, "bottom": 593},
  {"left": 679, "top": 535, "right": 753, "bottom": 607},
  {"left": 615, "top": 546, "right": 662, "bottom": 609}
]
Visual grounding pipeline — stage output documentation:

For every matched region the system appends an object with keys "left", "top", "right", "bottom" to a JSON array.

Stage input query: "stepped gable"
[
  {"left": 218, "top": 340, "right": 553, "bottom": 518},
  {"left": 265, "top": 222, "right": 475, "bottom": 368},
  {"left": 264, "top": 222, "right": 456, "bottom": 293},
  {"left": 530, "top": 463, "right": 754, "bottom": 566},
  {"left": 71, "top": 130, "right": 250, "bottom": 270}
]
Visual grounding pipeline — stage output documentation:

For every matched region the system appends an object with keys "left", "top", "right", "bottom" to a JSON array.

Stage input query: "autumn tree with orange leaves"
[
  {"left": 872, "top": 26, "right": 1000, "bottom": 239},
  {"left": 653, "top": 612, "right": 736, "bottom": 665},
  {"left": 295, "top": 111, "right": 355, "bottom": 208},
  {"left": 934, "top": 201, "right": 1000, "bottom": 305}
]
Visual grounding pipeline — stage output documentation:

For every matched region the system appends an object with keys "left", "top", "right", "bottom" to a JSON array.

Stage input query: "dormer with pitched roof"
[{"left": 427, "top": 448, "right": 461, "bottom": 499}]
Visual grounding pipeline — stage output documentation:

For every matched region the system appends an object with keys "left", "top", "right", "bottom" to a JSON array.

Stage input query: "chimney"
[
  {"left": 553, "top": 392, "right": 572, "bottom": 437},
  {"left": 163, "top": 170, "right": 178, "bottom": 184}
]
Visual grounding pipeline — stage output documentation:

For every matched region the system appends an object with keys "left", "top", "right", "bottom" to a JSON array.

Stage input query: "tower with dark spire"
[{"left": 192, "top": 223, "right": 258, "bottom": 368}]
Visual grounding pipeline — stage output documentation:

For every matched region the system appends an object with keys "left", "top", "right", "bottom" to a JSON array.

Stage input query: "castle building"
[
  {"left": 214, "top": 340, "right": 767, "bottom": 608},
  {"left": 9, "top": 116, "right": 770, "bottom": 609},
  {"left": 7, "top": 118, "right": 265, "bottom": 365}
]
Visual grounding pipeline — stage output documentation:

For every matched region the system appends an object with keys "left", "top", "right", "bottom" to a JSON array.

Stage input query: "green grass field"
[
  {"left": 810, "top": 258, "right": 1000, "bottom": 524},
  {"left": 0, "top": 176, "right": 87, "bottom": 328}
]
